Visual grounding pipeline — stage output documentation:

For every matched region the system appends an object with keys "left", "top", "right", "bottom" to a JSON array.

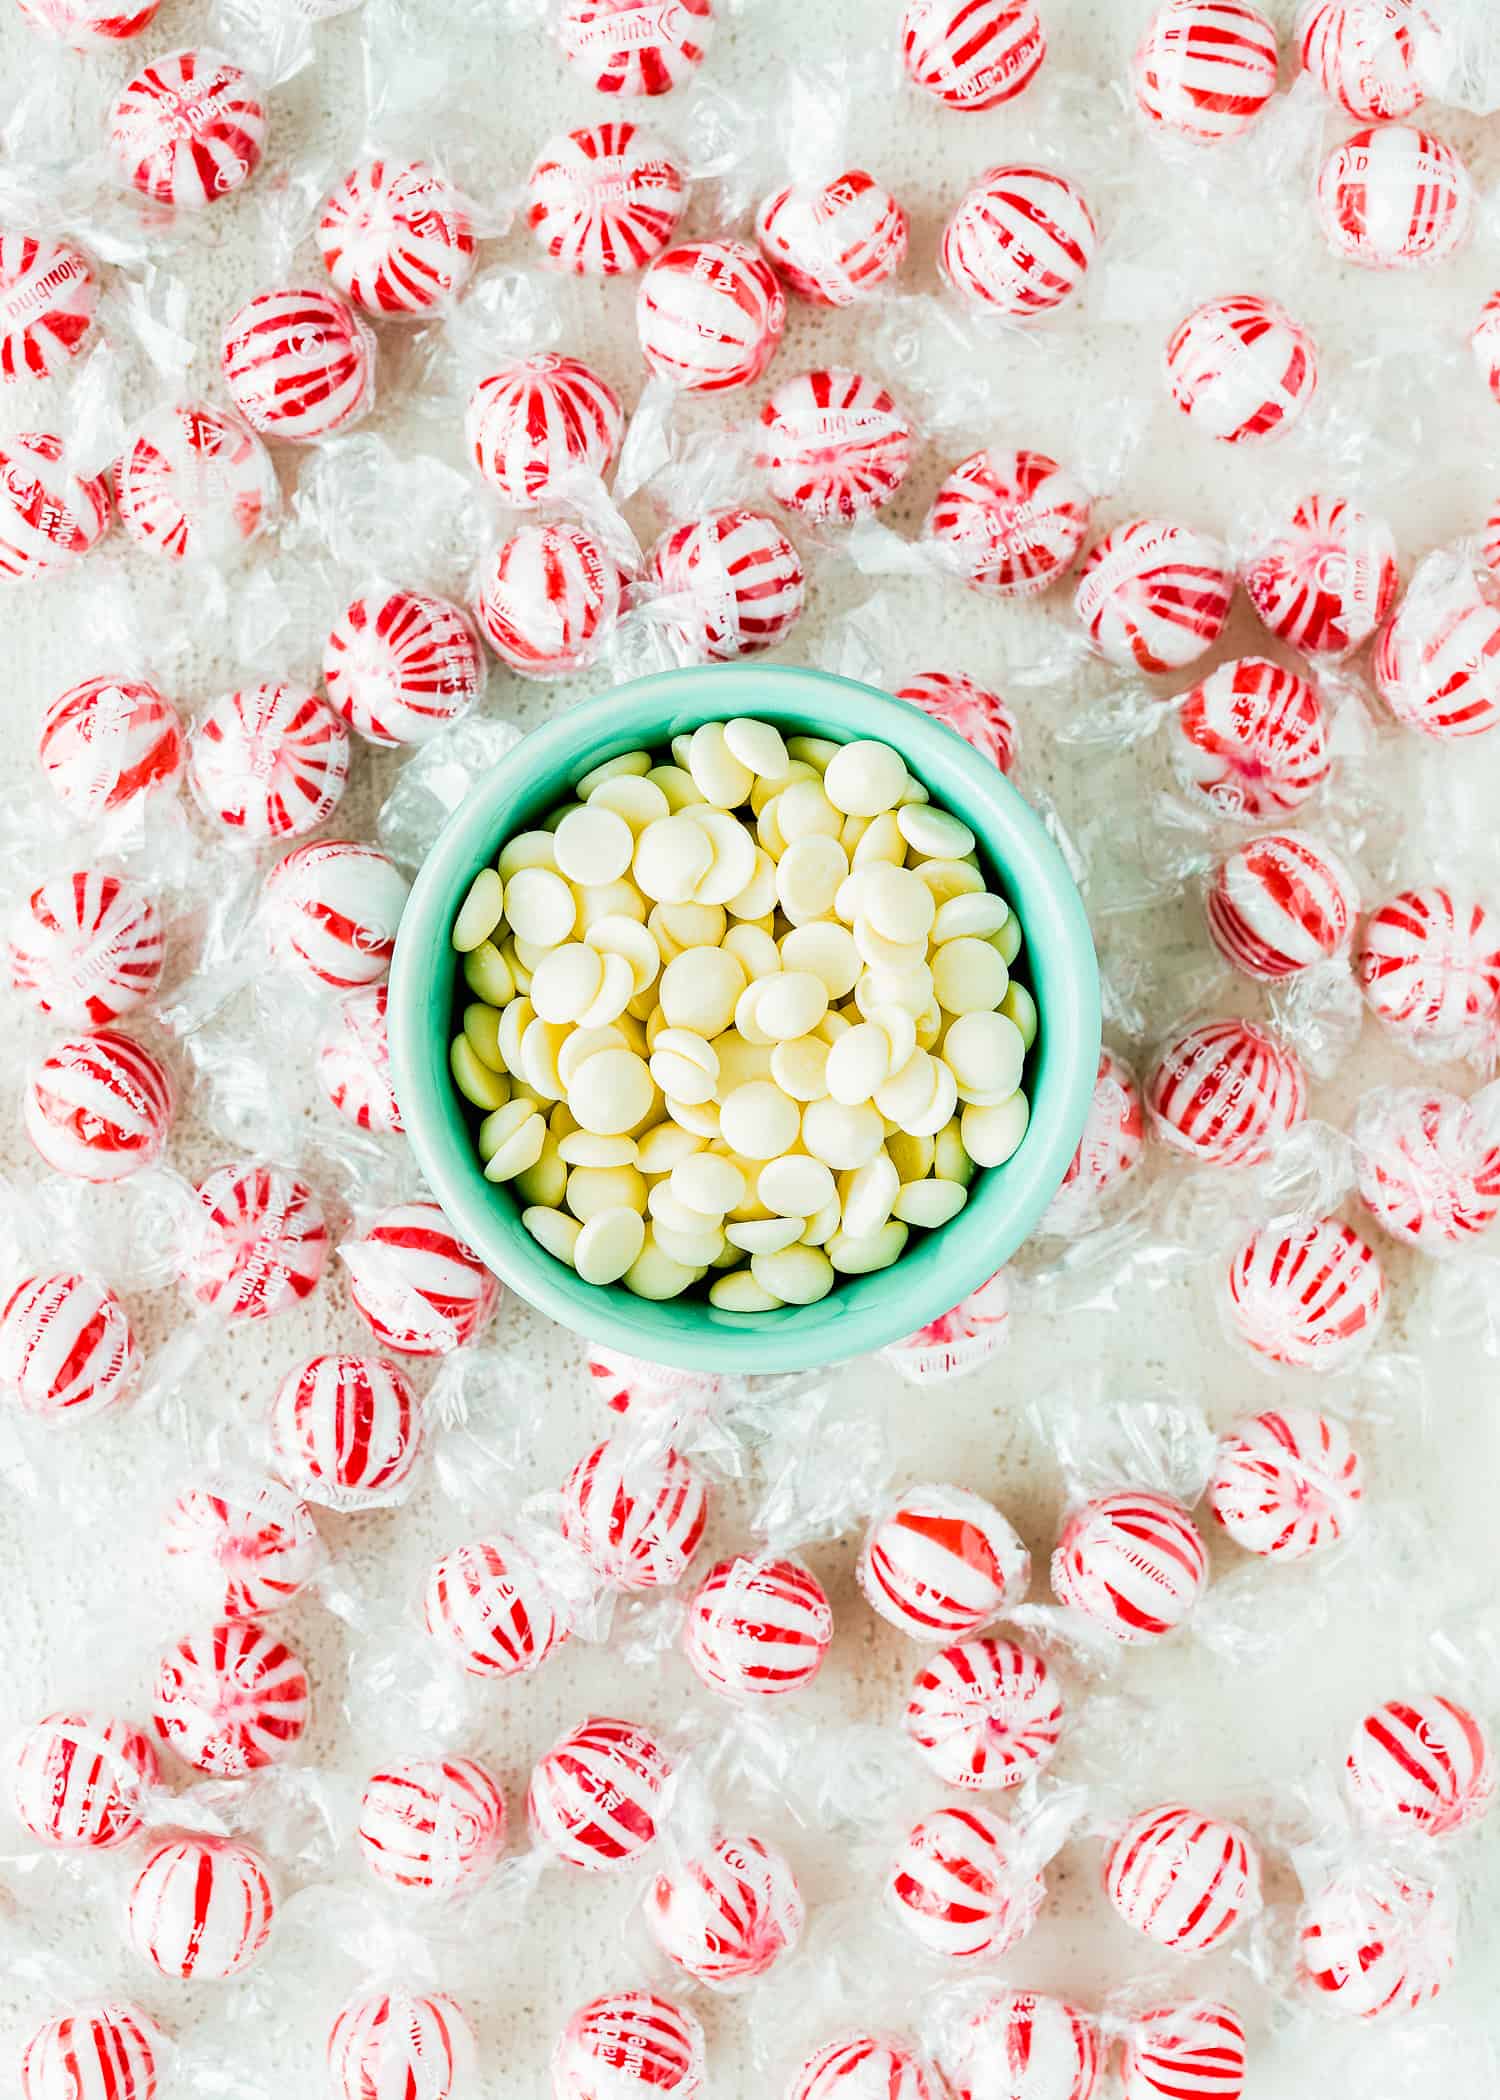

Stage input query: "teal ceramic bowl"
[{"left": 388, "top": 665, "right": 1100, "bottom": 1373}]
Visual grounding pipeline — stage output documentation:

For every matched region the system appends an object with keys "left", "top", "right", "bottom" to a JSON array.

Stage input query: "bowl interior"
[{"left": 388, "top": 665, "right": 1100, "bottom": 1373}]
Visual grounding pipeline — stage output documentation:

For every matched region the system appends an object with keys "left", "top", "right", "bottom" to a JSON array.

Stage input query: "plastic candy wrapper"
[
  {"left": 1373, "top": 545, "right": 1500, "bottom": 743},
  {"left": 883, "top": 1784, "right": 1085, "bottom": 1964},
  {"left": 644, "top": 1827, "right": 804, "bottom": 1988},
  {"left": 880, "top": 1268, "right": 1013, "bottom": 1385},
  {"left": 919, "top": 1985, "right": 1105, "bottom": 2100}
]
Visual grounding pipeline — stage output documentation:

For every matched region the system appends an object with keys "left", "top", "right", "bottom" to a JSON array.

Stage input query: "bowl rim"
[{"left": 388, "top": 664, "right": 1100, "bottom": 1372}]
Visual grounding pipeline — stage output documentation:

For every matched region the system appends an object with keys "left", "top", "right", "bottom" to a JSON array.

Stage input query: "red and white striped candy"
[
  {"left": 1132, "top": 1, "right": 1279, "bottom": 141},
  {"left": 1051, "top": 1492, "right": 1208, "bottom": 1642},
  {"left": 1170, "top": 657, "right": 1329, "bottom": 820},
  {"left": 528, "top": 122, "right": 684, "bottom": 275},
  {"left": 323, "top": 590, "right": 482, "bottom": 747},
  {"left": 1105, "top": 1803, "right": 1261, "bottom": 1951},
  {"left": 342, "top": 1203, "right": 498, "bottom": 1354},
  {"left": 1074, "top": 517, "right": 1233, "bottom": 673},
  {"left": 270, "top": 1353, "right": 422, "bottom": 1510},
  {"left": 587, "top": 1343, "right": 722, "bottom": 1418},
  {"left": 1166, "top": 295, "right": 1318, "bottom": 445},
  {"left": 163, "top": 1472, "right": 322, "bottom": 1617},
  {"left": 883, "top": 1267, "right": 1011, "bottom": 1384},
  {"left": 1241, "top": 493, "right": 1399, "bottom": 660},
  {"left": 556, "top": 0, "right": 711, "bottom": 94},
  {"left": 755, "top": 170, "right": 909, "bottom": 306},
  {"left": 1209, "top": 1407, "right": 1364, "bottom": 1559},
  {"left": 23, "top": 1030, "right": 173, "bottom": 1183},
  {"left": 18, "top": 0, "right": 157, "bottom": 42},
  {"left": 790, "top": 2038, "right": 939, "bottom": 2100},
  {"left": 1041, "top": 1049, "right": 1145, "bottom": 1236},
  {"left": 636, "top": 239, "right": 785, "bottom": 391},
  {"left": 1298, "top": 0, "right": 1441, "bottom": 121},
  {"left": 10, "top": 1713, "right": 157, "bottom": 1847},
  {"left": 1374, "top": 569, "right": 1500, "bottom": 739},
  {"left": 20, "top": 2005, "right": 162, "bottom": 2100},
  {"left": 1205, "top": 831, "right": 1360, "bottom": 981},
  {"left": 897, "top": 672, "right": 1019, "bottom": 776},
  {"left": 923, "top": 447, "right": 1090, "bottom": 597},
  {"left": 38, "top": 677, "right": 184, "bottom": 821},
  {"left": 901, "top": 0, "right": 1045, "bottom": 109},
  {"left": 553, "top": 1993, "right": 705, "bottom": 2100},
  {"left": 527, "top": 1715, "right": 670, "bottom": 1870},
  {"left": 1297, "top": 1866, "right": 1454, "bottom": 2019},
  {"left": 904, "top": 1637, "right": 1062, "bottom": 1789},
  {"left": 179, "top": 1163, "right": 327, "bottom": 1320},
  {"left": 645, "top": 1831, "right": 803, "bottom": 1985},
  {"left": 188, "top": 683, "right": 349, "bottom": 841},
  {"left": 648, "top": 508, "right": 804, "bottom": 663},
  {"left": 683, "top": 1554, "right": 832, "bottom": 1700},
  {"left": 1353, "top": 1085, "right": 1500, "bottom": 1249},
  {"left": 7, "top": 872, "right": 163, "bottom": 1027},
  {"left": 423, "top": 1534, "right": 568, "bottom": 1678},
  {"left": 358, "top": 1755, "right": 506, "bottom": 1893},
  {"left": 945, "top": 1993, "right": 1103, "bottom": 2100},
  {"left": 757, "top": 369, "right": 911, "bottom": 524},
  {"left": 1146, "top": 1018, "right": 1306, "bottom": 1166},
  {"left": 0, "top": 1271, "right": 139, "bottom": 1419},
  {"left": 262, "top": 840, "right": 410, "bottom": 988},
  {"left": 329, "top": 1990, "right": 474, "bottom": 2100},
  {"left": 474, "top": 522, "right": 629, "bottom": 679},
  {"left": 317, "top": 985, "right": 403, "bottom": 1134},
  {"left": 859, "top": 1484, "right": 1029, "bottom": 1641},
  {"left": 107, "top": 50, "right": 266, "bottom": 210},
  {"left": 152, "top": 1621, "right": 309, "bottom": 1777},
  {"left": 318, "top": 158, "right": 475, "bottom": 317},
  {"left": 941, "top": 166, "right": 1096, "bottom": 319},
  {"left": 1118, "top": 2004, "right": 1247, "bottom": 2100},
  {"left": 1356, "top": 887, "right": 1500, "bottom": 1048},
  {"left": 1316, "top": 124, "right": 1472, "bottom": 268},
  {"left": 1471, "top": 293, "right": 1500, "bottom": 402},
  {"left": 0, "top": 234, "right": 97, "bottom": 382},
  {"left": 128, "top": 1833, "right": 275, "bottom": 1978},
  {"left": 887, "top": 1804, "right": 1044, "bottom": 1961},
  {"left": 0, "top": 432, "right": 110, "bottom": 578},
  {"left": 1226, "top": 1220, "right": 1384, "bottom": 1372},
  {"left": 221, "top": 287, "right": 376, "bottom": 443},
  {"left": 561, "top": 1438, "right": 707, "bottom": 1590},
  {"left": 1346, "top": 1695, "right": 1495, "bottom": 1837},
  {"left": 465, "top": 354, "right": 624, "bottom": 508},
  {"left": 113, "top": 400, "right": 277, "bottom": 563}
]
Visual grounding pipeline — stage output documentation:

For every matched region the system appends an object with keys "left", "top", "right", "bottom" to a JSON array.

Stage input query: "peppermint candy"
[
  {"left": 341, "top": 1201, "right": 500, "bottom": 1353},
  {"left": 941, "top": 167, "right": 1096, "bottom": 319},
  {"left": 0, "top": 1271, "right": 139, "bottom": 1418},
  {"left": 1297, "top": 1866, "right": 1454, "bottom": 2019},
  {"left": 1346, "top": 1695, "right": 1495, "bottom": 1837},
  {"left": 0, "top": 432, "right": 110, "bottom": 578},
  {"left": 527, "top": 122, "right": 685, "bottom": 275},
  {"left": 924, "top": 447, "right": 1090, "bottom": 596},
  {"left": 882, "top": 1267, "right": 1011, "bottom": 1383},
  {"left": 127, "top": 1833, "right": 275, "bottom": 1978},
  {"left": 1041, "top": 1049, "right": 1145, "bottom": 1235},
  {"left": 901, "top": 0, "right": 1045, "bottom": 108},
  {"left": 587, "top": 1343, "right": 722, "bottom": 1417},
  {"left": 113, "top": 401, "right": 278, "bottom": 563},
  {"left": 270, "top": 1353, "right": 423, "bottom": 1510},
  {"left": 904, "top": 1637, "right": 1063, "bottom": 1788},
  {"left": 10, "top": 1713, "right": 158, "bottom": 1847},
  {"left": 1169, "top": 656, "right": 1329, "bottom": 819},
  {"left": 561, "top": 1438, "right": 707, "bottom": 1589},
  {"left": 328, "top": 1991, "right": 474, "bottom": 2100},
  {"left": 757, "top": 369, "right": 911, "bottom": 524},
  {"left": 316, "top": 985, "right": 403, "bottom": 1133},
  {"left": 859, "top": 1484, "right": 1029, "bottom": 1641},
  {"left": 527, "top": 1715, "right": 670, "bottom": 1870},
  {"left": 755, "top": 170, "right": 908, "bottom": 306},
  {"left": 1373, "top": 568, "right": 1500, "bottom": 739},
  {"left": 683, "top": 1554, "right": 832, "bottom": 1699},
  {"left": 1225, "top": 1221, "right": 1384, "bottom": 1373},
  {"left": 357, "top": 1755, "right": 506, "bottom": 1893},
  {"left": 317, "top": 158, "right": 475, "bottom": 317},
  {"left": 1205, "top": 831, "right": 1360, "bottom": 980},
  {"left": 262, "top": 841, "right": 410, "bottom": 988},
  {"left": 1241, "top": 493, "right": 1399, "bottom": 660},
  {"left": 465, "top": 354, "right": 624, "bottom": 507},
  {"left": 0, "top": 234, "right": 97, "bottom": 381},
  {"left": 1117, "top": 2003, "right": 1247, "bottom": 2100},
  {"left": 20, "top": 2005, "right": 161, "bottom": 2100},
  {"left": 944, "top": 1993, "right": 1103, "bottom": 2100},
  {"left": 38, "top": 677, "right": 185, "bottom": 820},
  {"left": 1051, "top": 1491, "right": 1208, "bottom": 1642},
  {"left": 552, "top": 1993, "right": 705, "bottom": 2100},
  {"left": 107, "top": 49, "right": 265, "bottom": 209},
  {"left": 475, "top": 522, "right": 629, "bottom": 678},
  {"left": 1105, "top": 1803, "right": 1261, "bottom": 1950},
  {"left": 1074, "top": 517, "right": 1233, "bottom": 673},
  {"left": 423, "top": 1534, "right": 569, "bottom": 1678},
  {"left": 636, "top": 239, "right": 785, "bottom": 390},
  {"left": 1471, "top": 292, "right": 1500, "bottom": 402},
  {"left": 886, "top": 1803, "right": 1044, "bottom": 1961},
  {"left": 1352, "top": 1085, "right": 1500, "bottom": 1249},
  {"left": 790, "top": 2037, "right": 939, "bottom": 2100},
  {"left": 188, "top": 684, "right": 349, "bottom": 840},
  {"left": 1165, "top": 294, "right": 1319, "bottom": 444},
  {"left": 1132, "top": 1, "right": 1279, "bottom": 141},
  {"left": 151, "top": 1622, "right": 310, "bottom": 1776},
  {"left": 555, "top": 0, "right": 712, "bottom": 95},
  {"left": 17, "top": 0, "right": 158, "bottom": 41},
  {"left": 162, "top": 1473, "right": 322, "bottom": 1617},
  {"left": 7, "top": 871, "right": 163, "bottom": 1027},
  {"left": 1298, "top": 0, "right": 1441, "bottom": 121},
  {"left": 1147, "top": 1018, "right": 1306, "bottom": 1166},
  {"left": 178, "top": 1164, "right": 327, "bottom": 1320},
  {"left": 1316, "top": 124, "right": 1472, "bottom": 268},
  {"left": 323, "top": 589, "right": 482, "bottom": 746},
  {"left": 23, "top": 1030, "right": 174, "bottom": 1183},
  {"left": 1209, "top": 1407, "right": 1364, "bottom": 1559},
  {"left": 645, "top": 1831, "right": 803, "bottom": 1985},
  {"left": 897, "top": 672, "right": 1019, "bottom": 776},
  {"left": 648, "top": 508, "right": 804, "bottom": 662},
  {"left": 1355, "top": 886, "right": 1500, "bottom": 1049},
  {"left": 221, "top": 287, "right": 376, "bottom": 443}
]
